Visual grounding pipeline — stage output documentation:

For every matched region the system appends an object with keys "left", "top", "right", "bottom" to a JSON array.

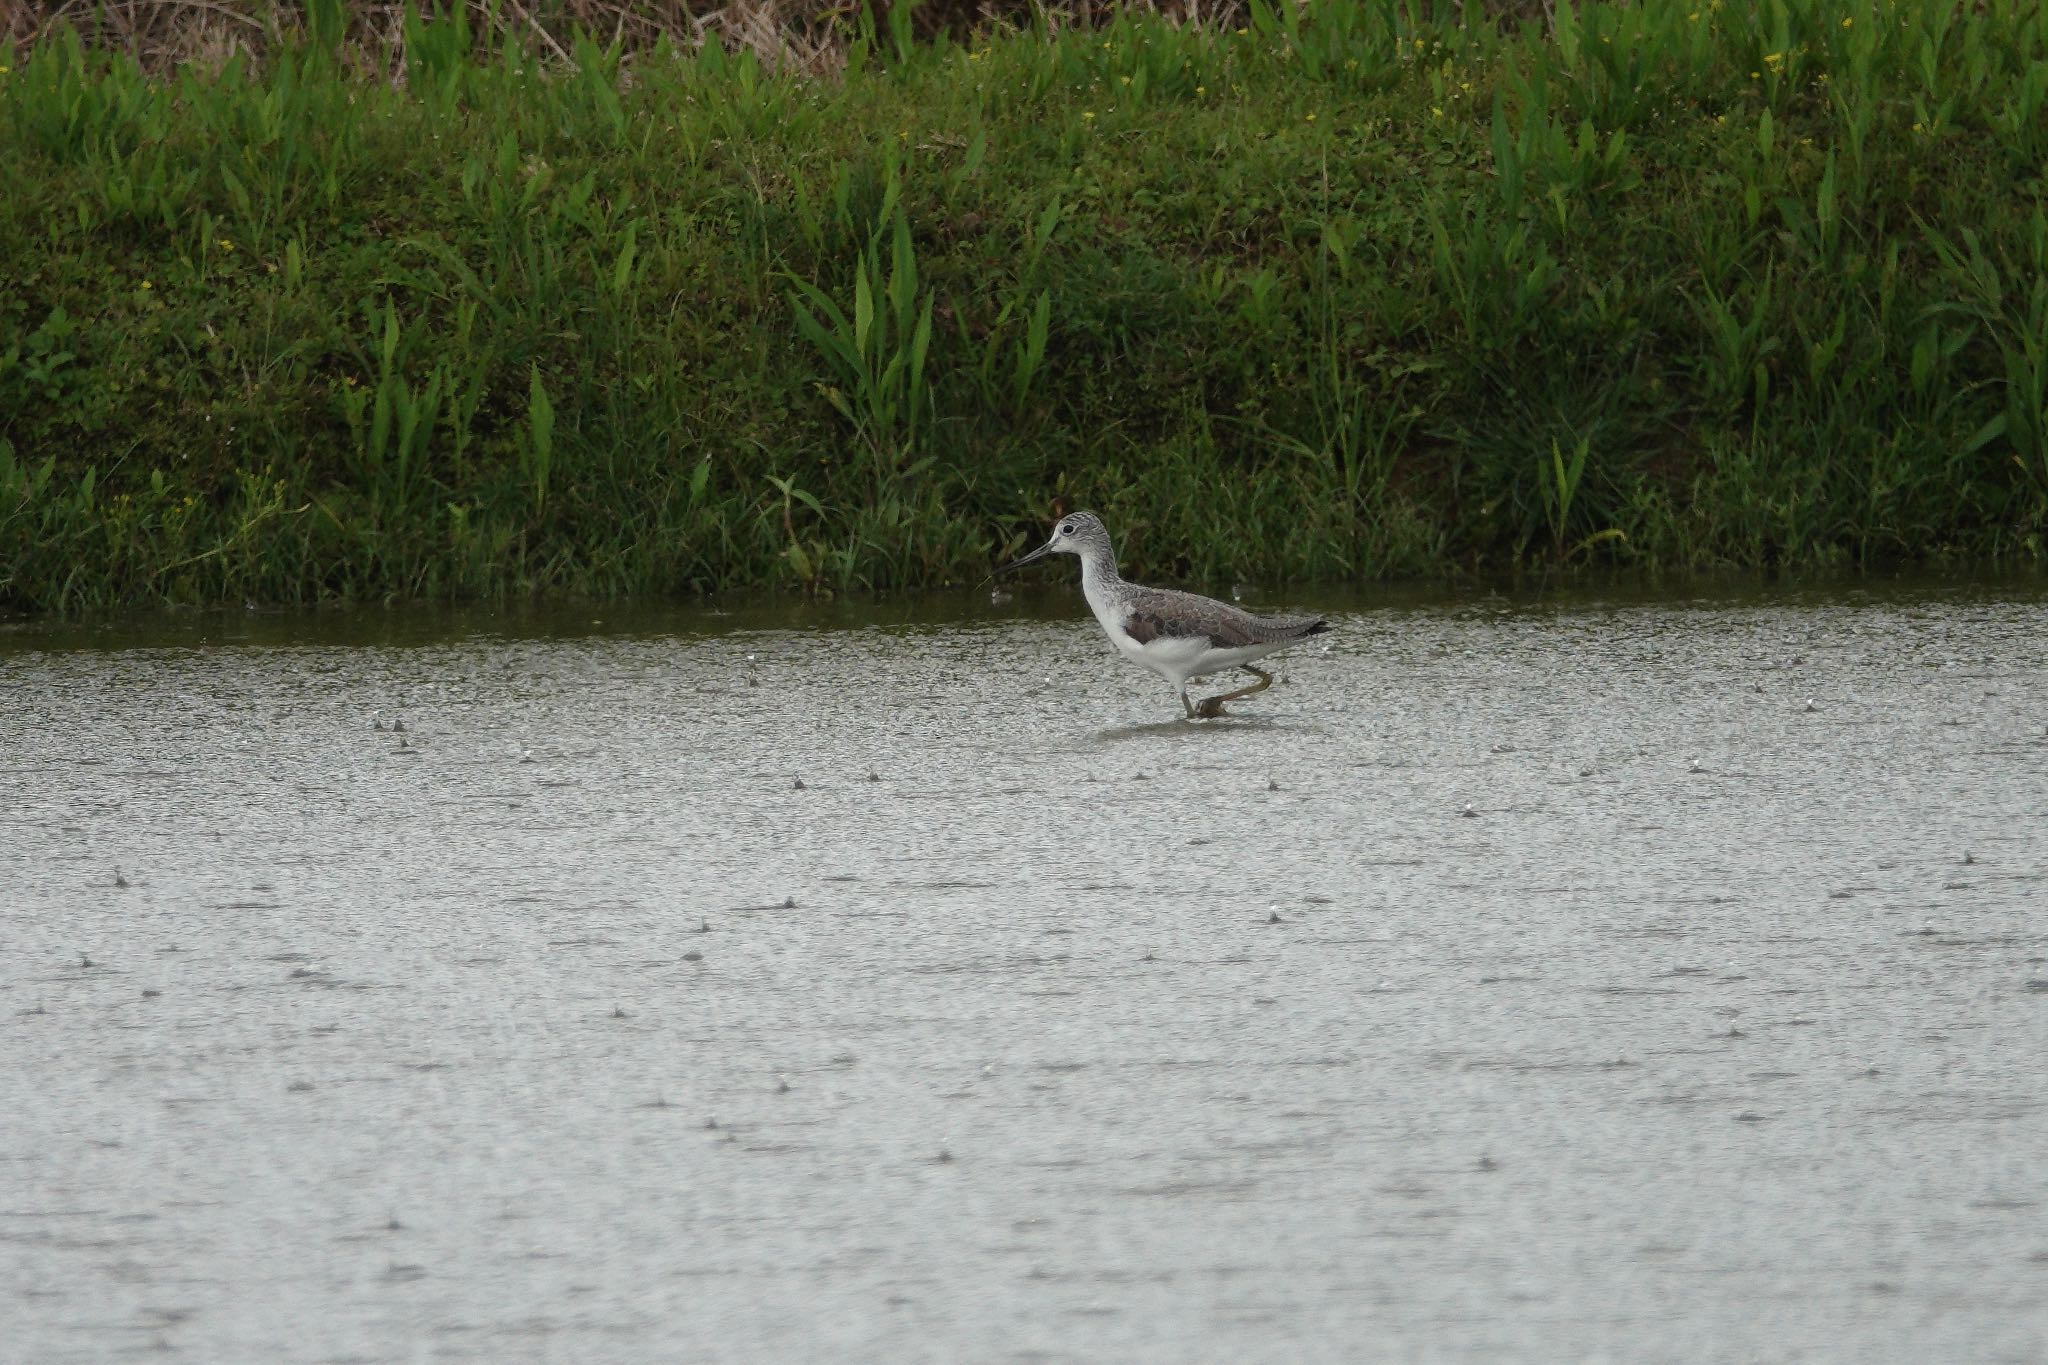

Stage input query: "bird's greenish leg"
[
  {"left": 1180, "top": 687, "right": 1197, "bottom": 720},
  {"left": 1193, "top": 666, "right": 1273, "bottom": 719}
]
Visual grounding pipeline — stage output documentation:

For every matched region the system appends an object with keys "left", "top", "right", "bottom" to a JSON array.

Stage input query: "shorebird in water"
[{"left": 999, "top": 512, "right": 1329, "bottom": 718}]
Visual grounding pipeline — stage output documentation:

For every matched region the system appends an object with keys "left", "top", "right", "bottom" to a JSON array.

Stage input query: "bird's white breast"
[
  {"left": 1081, "top": 579, "right": 1141, "bottom": 655},
  {"left": 1079, "top": 579, "right": 1205, "bottom": 683}
]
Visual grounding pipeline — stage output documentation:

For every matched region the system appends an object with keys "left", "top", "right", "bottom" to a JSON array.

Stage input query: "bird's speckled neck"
[{"left": 1075, "top": 533, "right": 1123, "bottom": 591}]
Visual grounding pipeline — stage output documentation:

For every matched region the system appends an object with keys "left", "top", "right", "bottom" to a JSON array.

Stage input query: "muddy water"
[{"left": 3, "top": 577, "right": 2047, "bottom": 1363}]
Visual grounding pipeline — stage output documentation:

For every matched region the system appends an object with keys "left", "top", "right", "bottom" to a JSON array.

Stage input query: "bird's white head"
[{"left": 999, "top": 511, "right": 1113, "bottom": 572}]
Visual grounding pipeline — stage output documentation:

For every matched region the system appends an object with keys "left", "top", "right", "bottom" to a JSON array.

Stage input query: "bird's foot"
[{"left": 1191, "top": 666, "right": 1273, "bottom": 718}]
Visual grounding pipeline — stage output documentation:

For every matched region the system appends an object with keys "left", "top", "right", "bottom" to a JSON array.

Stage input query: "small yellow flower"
[
  {"left": 1081, "top": 111, "right": 1095, "bottom": 121},
  {"left": 1688, "top": 11, "right": 1699, "bottom": 20},
  {"left": 1120, "top": 75, "right": 1131, "bottom": 85},
  {"left": 219, "top": 237, "right": 235, "bottom": 251},
  {"left": 1763, "top": 51, "right": 1784, "bottom": 65},
  {"left": 1431, "top": 106, "right": 1444, "bottom": 118},
  {"left": 140, "top": 280, "right": 152, "bottom": 290},
  {"left": 1841, "top": 15, "right": 1852, "bottom": 26},
  {"left": 1195, "top": 85, "right": 1207, "bottom": 95},
  {"left": 1750, "top": 71, "right": 1760, "bottom": 79},
  {"left": 1304, "top": 112, "right": 1316, "bottom": 122}
]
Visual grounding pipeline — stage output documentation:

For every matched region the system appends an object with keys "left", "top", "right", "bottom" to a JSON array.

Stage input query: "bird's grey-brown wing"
[{"left": 1119, "top": 585, "right": 1328, "bottom": 648}]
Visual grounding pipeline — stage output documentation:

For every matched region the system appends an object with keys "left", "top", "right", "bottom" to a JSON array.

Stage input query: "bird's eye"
[{"left": 1059, "top": 522, "right": 1076, "bottom": 535}]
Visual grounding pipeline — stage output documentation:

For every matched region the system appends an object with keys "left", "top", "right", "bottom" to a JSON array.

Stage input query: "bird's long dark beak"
[{"left": 995, "top": 539, "right": 1054, "bottom": 573}]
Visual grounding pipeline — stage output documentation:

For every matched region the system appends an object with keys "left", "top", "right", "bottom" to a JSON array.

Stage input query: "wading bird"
[{"left": 998, "top": 512, "right": 1329, "bottom": 718}]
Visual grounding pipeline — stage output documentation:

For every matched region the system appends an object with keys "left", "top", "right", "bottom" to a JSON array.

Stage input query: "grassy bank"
[{"left": 3, "top": 0, "right": 2047, "bottom": 612}]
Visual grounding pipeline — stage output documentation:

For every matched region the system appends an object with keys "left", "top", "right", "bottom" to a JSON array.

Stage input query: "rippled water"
[{"left": 4, "top": 576, "right": 2047, "bottom": 1362}]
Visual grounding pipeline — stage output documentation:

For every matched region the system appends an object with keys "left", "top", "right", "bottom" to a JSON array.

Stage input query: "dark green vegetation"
[{"left": 4, "top": 0, "right": 2048, "bottom": 611}]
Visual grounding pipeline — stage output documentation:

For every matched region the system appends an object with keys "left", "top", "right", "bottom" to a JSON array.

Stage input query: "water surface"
[{"left": 4, "top": 577, "right": 2047, "bottom": 1362}]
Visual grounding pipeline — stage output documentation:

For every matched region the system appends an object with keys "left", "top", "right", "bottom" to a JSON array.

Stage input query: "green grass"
[{"left": 4, "top": 0, "right": 2048, "bottom": 612}]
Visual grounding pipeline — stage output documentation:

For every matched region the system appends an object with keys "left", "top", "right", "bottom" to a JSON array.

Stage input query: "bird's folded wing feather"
[{"left": 1119, "top": 586, "right": 1315, "bottom": 648}]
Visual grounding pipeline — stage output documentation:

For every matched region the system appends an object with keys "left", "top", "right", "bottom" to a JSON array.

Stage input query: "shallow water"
[{"left": 4, "top": 576, "right": 2047, "bottom": 1363}]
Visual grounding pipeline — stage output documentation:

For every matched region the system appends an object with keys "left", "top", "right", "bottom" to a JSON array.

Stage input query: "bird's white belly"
[
  {"left": 1093, "top": 609, "right": 1249, "bottom": 686},
  {"left": 1119, "top": 630, "right": 1215, "bottom": 681}
]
